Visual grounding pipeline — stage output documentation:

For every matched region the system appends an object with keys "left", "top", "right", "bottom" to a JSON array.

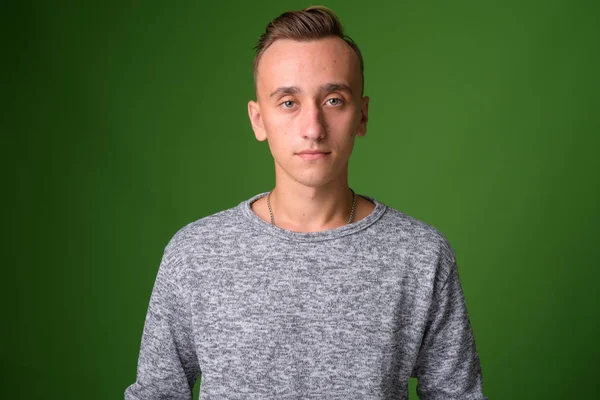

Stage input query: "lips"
[
  {"left": 297, "top": 150, "right": 330, "bottom": 155},
  {"left": 296, "top": 150, "right": 331, "bottom": 160}
]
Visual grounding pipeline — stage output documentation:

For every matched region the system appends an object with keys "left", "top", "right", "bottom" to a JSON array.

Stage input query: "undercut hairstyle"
[{"left": 253, "top": 6, "right": 364, "bottom": 95}]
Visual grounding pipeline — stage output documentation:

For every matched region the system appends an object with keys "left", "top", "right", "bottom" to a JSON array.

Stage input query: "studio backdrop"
[{"left": 4, "top": 0, "right": 599, "bottom": 399}]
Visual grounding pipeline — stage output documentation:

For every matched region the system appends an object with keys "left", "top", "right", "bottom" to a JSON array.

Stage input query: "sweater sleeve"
[
  {"left": 124, "top": 242, "right": 201, "bottom": 400},
  {"left": 411, "top": 250, "right": 488, "bottom": 400}
]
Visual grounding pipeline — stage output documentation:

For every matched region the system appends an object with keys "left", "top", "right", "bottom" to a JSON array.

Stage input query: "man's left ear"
[{"left": 356, "top": 96, "right": 369, "bottom": 137}]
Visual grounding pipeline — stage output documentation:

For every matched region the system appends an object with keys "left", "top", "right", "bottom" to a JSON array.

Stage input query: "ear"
[
  {"left": 356, "top": 96, "right": 369, "bottom": 137},
  {"left": 248, "top": 100, "right": 267, "bottom": 141}
]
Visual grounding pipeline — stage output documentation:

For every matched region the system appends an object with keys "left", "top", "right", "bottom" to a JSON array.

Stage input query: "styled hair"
[{"left": 253, "top": 6, "right": 364, "bottom": 94}]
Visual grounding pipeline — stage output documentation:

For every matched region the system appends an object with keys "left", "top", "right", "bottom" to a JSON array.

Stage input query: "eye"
[
  {"left": 281, "top": 100, "right": 296, "bottom": 109},
  {"left": 326, "top": 98, "right": 344, "bottom": 106}
]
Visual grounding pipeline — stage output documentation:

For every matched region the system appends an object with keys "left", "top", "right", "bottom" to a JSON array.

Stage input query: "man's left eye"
[{"left": 326, "top": 98, "right": 343, "bottom": 106}]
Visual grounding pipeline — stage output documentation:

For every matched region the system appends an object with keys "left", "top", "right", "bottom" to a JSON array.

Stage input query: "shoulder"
[
  {"left": 154, "top": 205, "right": 244, "bottom": 280},
  {"left": 377, "top": 205, "right": 452, "bottom": 250},
  {"left": 165, "top": 207, "right": 241, "bottom": 254},
  {"left": 373, "top": 202, "right": 456, "bottom": 281}
]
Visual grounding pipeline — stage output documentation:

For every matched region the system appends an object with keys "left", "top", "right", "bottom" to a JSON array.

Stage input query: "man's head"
[
  {"left": 252, "top": 6, "right": 365, "bottom": 96},
  {"left": 248, "top": 6, "right": 369, "bottom": 188}
]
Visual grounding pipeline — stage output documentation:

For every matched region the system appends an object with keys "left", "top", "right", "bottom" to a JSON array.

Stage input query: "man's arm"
[
  {"left": 411, "top": 248, "right": 488, "bottom": 400},
  {"left": 125, "top": 242, "right": 201, "bottom": 400}
]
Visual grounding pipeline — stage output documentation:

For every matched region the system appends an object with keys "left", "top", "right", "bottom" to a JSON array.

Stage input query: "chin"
[
  {"left": 295, "top": 178, "right": 332, "bottom": 188},
  {"left": 275, "top": 159, "right": 348, "bottom": 187},
  {"left": 293, "top": 170, "right": 342, "bottom": 188}
]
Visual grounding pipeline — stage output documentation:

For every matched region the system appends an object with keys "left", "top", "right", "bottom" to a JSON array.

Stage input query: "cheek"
[
  {"left": 332, "top": 113, "right": 358, "bottom": 137},
  {"left": 263, "top": 121, "right": 291, "bottom": 157},
  {"left": 264, "top": 113, "right": 291, "bottom": 136},
  {"left": 265, "top": 117, "right": 298, "bottom": 151}
]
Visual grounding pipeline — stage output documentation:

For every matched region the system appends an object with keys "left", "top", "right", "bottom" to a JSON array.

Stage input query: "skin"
[{"left": 248, "top": 36, "right": 373, "bottom": 232}]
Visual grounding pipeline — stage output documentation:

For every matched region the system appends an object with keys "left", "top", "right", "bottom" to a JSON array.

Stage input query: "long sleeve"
[
  {"left": 411, "top": 252, "right": 487, "bottom": 400},
  {"left": 124, "top": 243, "right": 201, "bottom": 400}
]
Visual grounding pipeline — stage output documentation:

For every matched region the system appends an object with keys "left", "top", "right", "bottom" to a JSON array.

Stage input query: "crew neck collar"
[{"left": 239, "top": 191, "right": 387, "bottom": 242}]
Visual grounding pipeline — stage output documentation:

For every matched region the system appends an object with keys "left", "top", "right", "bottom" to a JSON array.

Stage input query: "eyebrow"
[
  {"left": 269, "top": 86, "right": 300, "bottom": 98},
  {"left": 269, "top": 82, "right": 353, "bottom": 98},
  {"left": 320, "top": 83, "right": 353, "bottom": 96}
]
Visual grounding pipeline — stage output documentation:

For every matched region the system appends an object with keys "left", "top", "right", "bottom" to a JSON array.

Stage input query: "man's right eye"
[{"left": 281, "top": 100, "right": 296, "bottom": 109}]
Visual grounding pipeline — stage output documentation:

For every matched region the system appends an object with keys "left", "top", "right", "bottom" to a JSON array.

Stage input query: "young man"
[{"left": 125, "top": 6, "right": 487, "bottom": 400}]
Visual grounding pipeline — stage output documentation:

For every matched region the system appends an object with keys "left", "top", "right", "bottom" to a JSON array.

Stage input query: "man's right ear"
[{"left": 248, "top": 101, "right": 267, "bottom": 141}]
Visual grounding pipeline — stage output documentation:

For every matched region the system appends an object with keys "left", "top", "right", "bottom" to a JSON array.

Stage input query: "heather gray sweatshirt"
[{"left": 125, "top": 193, "right": 487, "bottom": 400}]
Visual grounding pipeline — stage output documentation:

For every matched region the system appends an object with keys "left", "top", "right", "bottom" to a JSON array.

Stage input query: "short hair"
[{"left": 253, "top": 6, "right": 364, "bottom": 95}]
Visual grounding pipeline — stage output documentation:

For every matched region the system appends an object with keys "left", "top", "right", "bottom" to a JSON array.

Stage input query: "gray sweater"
[{"left": 125, "top": 193, "right": 487, "bottom": 400}]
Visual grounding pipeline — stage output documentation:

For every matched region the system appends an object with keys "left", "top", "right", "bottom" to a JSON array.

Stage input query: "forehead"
[{"left": 256, "top": 37, "right": 361, "bottom": 97}]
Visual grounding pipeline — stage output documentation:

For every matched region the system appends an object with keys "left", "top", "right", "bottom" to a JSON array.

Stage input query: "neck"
[{"left": 268, "top": 179, "right": 355, "bottom": 233}]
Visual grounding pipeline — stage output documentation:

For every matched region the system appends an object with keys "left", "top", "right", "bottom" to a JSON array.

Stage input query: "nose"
[{"left": 300, "top": 102, "right": 326, "bottom": 140}]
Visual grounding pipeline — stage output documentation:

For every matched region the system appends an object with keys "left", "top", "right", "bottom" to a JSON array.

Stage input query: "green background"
[{"left": 4, "top": 0, "right": 599, "bottom": 398}]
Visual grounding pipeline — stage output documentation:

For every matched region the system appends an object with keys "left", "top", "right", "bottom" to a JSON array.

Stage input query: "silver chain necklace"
[{"left": 266, "top": 189, "right": 357, "bottom": 227}]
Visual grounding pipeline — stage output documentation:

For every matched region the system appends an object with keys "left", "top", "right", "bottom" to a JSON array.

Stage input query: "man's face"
[{"left": 248, "top": 37, "right": 369, "bottom": 188}]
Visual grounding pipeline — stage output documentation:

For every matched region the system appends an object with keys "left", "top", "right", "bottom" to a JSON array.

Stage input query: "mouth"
[{"left": 296, "top": 150, "right": 331, "bottom": 160}]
